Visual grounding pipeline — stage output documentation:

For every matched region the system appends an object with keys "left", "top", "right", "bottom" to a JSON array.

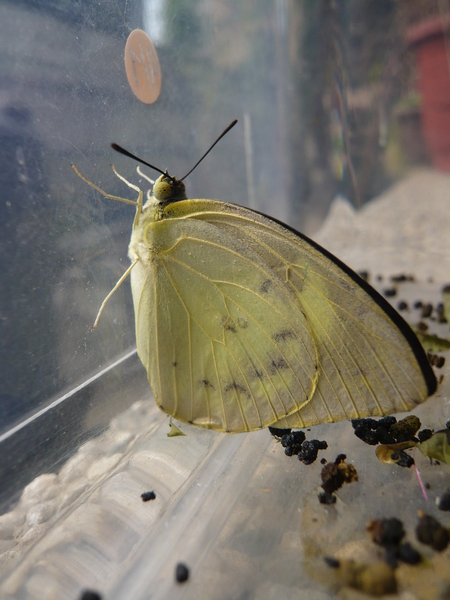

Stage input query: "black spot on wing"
[
  {"left": 273, "top": 329, "right": 295, "bottom": 343},
  {"left": 260, "top": 279, "right": 273, "bottom": 293},
  {"left": 199, "top": 378, "right": 214, "bottom": 389},
  {"left": 270, "top": 358, "right": 289, "bottom": 373},
  {"left": 172, "top": 361, "right": 178, "bottom": 367},
  {"left": 221, "top": 316, "right": 237, "bottom": 333},
  {"left": 225, "top": 381, "right": 248, "bottom": 395}
]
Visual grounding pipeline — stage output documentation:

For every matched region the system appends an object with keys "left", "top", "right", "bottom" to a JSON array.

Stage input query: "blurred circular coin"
[{"left": 125, "top": 29, "right": 161, "bottom": 104}]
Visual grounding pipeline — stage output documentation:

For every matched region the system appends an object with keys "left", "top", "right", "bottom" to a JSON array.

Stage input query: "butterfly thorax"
[{"left": 129, "top": 173, "right": 188, "bottom": 264}]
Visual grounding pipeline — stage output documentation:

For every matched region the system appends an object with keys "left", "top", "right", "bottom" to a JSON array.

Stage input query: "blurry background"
[{"left": 0, "top": 0, "right": 449, "bottom": 507}]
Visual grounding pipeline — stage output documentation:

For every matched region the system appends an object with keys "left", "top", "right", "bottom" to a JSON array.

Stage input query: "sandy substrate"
[{"left": 314, "top": 169, "right": 450, "bottom": 284}]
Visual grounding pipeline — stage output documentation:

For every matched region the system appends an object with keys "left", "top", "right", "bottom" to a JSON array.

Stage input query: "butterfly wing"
[
  {"left": 130, "top": 210, "right": 319, "bottom": 432},
  {"left": 158, "top": 199, "right": 436, "bottom": 429}
]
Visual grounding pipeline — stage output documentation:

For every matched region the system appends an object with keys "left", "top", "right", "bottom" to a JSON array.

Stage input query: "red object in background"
[{"left": 407, "top": 15, "right": 450, "bottom": 171}]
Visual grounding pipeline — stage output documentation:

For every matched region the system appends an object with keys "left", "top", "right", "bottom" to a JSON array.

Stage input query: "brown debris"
[{"left": 320, "top": 454, "right": 359, "bottom": 494}]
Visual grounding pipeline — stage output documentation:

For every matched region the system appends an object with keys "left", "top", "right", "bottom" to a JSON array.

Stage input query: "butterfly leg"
[
  {"left": 71, "top": 164, "right": 142, "bottom": 208},
  {"left": 92, "top": 258, "right": 140, "bottom": 329}
]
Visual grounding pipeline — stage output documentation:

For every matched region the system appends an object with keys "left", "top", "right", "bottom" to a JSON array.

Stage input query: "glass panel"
[{"left": 0, "top": 1, "right": 448, "bottom": 598}]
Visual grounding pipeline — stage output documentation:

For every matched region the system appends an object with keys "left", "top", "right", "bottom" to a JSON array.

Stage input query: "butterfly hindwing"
[{"left": 130, "top": 213, "right": 319, "bottom": 432}]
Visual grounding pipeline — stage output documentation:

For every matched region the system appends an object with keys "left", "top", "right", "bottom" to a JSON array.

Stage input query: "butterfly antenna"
[
  {"left": 180, "top": 119, "right": 238, "bottom": 181},
  {"left": 110, "top": 143, "right": 168, "bottom": 178}
]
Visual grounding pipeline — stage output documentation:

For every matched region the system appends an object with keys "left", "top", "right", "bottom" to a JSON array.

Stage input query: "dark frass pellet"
[
  {"left": 352, "top": 416, "right": 398, "bottom": 445},
  {"left": 416, "top": 513, "right": 449, "bottom": 551},
  {"left": 298, "top": 439, "right": 328, "bottom": 465},
  {"left": 436, "top": 302, "right": 448, "bottom": 323},
  {"left": 438, "top": 489, "right": 450, "bottom": 511},
  {"left": 354, "top": 428, "right": 379, "bottom": 445},
  {"left": 421, "top": 303, "right": 433, "bottom": 318},
  {"left": 281, "top": 430, "right": 306, "bottom": 457},
  {"left": 397, "top": 300, "right": 408, "bottom": 311},
  {"left": 390, "top": 415, "right": 421, "bottom": 439},
  {"left": 79, "top": 592, "right": 102, "bottom": 600},
  {"left": 384, "top": 546, "right": 399, "bottom": 569},
  {"left": 375, "top": 427, "right": 396, "bottom": 444},
  {"left": 175, "top": 562, "right": 190, "bottom": 583},
  {"left": 318, "top": 491, "right": 336, "bottom": 504},
  {"left": 398, "top": 542, "right": 421, "bottom": 565},
  {"left": 324, "top": 556, "right": 340, "bottom": 568},
  {"left": 392, "top": 449, "right": 415, "bottom": 468},
  {"left": 367, "top": 518, "right": 405, "bottom": 547},
  {"left": 320, "top": 455, "right": 358, "bottom": 496},
  {"left": 383, "top": 288, "right": 397, "bottom": 297},
  {"left": 281, "top": 430, "right": 306, "bottom": 447},
  {"left": 352, "top": 417, "right": 377, "bottom": 430},
  {"left": 391, "top": 274, "right": 414, "bottom": 283},
  {"left": 358, "top": 270, "right": 369, "bottom": 281},
  {"left": 417, "top": 429, "right": 433, "bottom": 443},
  {"left": 367, "top": 519, "right": 421, "bottom": 568},
  {"left": 377, "top": 416, "right": 397, "bottom": 429},
  {"left": 141, "top": 491, "right": 156, "bottom": 502}
]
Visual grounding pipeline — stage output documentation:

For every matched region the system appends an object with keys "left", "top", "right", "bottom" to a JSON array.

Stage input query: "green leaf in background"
[
  {"left": 415, "top": 331, "right": 450, "bottom": 353},
  {"left": 418, "top": 429, "right": 450, "bottom": 468},
  {"left": 376, "top": 429, "right": 450, "bottom": 468}
]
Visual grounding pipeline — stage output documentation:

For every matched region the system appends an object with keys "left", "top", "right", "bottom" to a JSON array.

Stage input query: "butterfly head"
[{"left": 153, "top": 172, "right": 187, "bottom": 203}]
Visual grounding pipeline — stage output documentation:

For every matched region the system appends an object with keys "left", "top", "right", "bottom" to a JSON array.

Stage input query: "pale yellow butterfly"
[{"left": 72, "top": 121, "right": 436, "bottom": 433}]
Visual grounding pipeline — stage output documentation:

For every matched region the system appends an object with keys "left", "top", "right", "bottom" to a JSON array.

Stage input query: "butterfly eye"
[{"left": 153, "top": 178, "right": 172, "bottom": 201}]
